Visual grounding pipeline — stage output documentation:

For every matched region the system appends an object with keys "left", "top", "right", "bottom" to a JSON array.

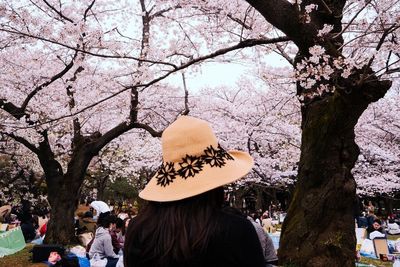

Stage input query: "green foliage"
[{"left": 104, "top": 177, "right": 139, "bottom": 201}]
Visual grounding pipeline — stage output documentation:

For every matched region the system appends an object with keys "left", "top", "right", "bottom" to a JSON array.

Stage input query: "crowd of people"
[
  {"left": 356, "top": 200, "right": 400, "bottom": 240},
  {"left": 0, "top": 199, "right": 50, "bottom": 244}
]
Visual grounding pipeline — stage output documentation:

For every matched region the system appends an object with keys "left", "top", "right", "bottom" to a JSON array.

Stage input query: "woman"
[
  {"left": 124, "top": 116, "right": 265, "bottom": 267},
  {"left": 89, "top": 214, "right": 120, "bottom": 267}
]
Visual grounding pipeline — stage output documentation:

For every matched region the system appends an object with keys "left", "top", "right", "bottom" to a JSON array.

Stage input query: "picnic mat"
[
  {"left": 0, "top": 226, "right": 26, "bottom": 257},
  {"left": 268, "top": 232, "right": 281, "bottom": 250}
]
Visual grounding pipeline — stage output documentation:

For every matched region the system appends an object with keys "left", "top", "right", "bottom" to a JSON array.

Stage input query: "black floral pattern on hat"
[
  {"left": 156, "top": 144, "right": 234, "bottom": 187},
  {"left": 178, "top": 155, "right": 204, "bottom": 179},
  {"left": 218, "top": 144, "right": 234, "bottom": 160},
  {"left": 156, "top": 162, "right": 176, "bottom": 187},
  {"left": 203, "top": 145, "right": 226, "bottom": 167}
]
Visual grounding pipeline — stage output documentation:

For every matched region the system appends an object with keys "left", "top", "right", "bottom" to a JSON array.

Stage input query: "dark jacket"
[{"left": 127, "top": 210, "right": 265, "bottom": 267}]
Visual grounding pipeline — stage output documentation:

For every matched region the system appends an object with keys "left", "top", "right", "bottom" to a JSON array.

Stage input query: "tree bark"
[
  {"left": 385, "top": 198, "right": 393, "bottom": 216},
  {"left": 40, "top": 136, "right": 93, "bottom": 245},
  {"left": 45, "top": 176, "right": 80, "bottom": 244},
  {"left": 96, "top": 174, "right": 109, "bottom": 201},
  {"left": 278, "top": 77, "right": 391, "bottom": 266}
]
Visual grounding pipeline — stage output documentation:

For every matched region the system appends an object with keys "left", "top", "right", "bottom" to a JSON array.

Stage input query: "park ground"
[
  {"left": 1, "top": 205, "right": 398, "bottom": 267},
  {"left": 1, "top": 236, "right": 399, "bottom": 266}
]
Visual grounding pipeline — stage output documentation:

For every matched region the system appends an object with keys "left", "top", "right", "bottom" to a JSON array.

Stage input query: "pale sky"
[{"left": 165, "top": 52, "right": 289, "bottom": 92}]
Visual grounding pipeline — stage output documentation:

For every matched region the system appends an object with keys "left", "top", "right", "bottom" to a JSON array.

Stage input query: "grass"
[
  {"left": 359, "top": 257, "right": 393, "bottom": 267},
  {"left": 0, "top": 205, "right": 91, "bottom": 267},
  {"left": 387, "top": 234, "right": 400, "bottom": 241},
  {"left": 1, "top": 245, "right": 395, "bottom": 267},
  {"left": 1, "top": 225, "right": 398, "bottom": 266},
  {"left": 0, "top": 244, "right": 47, "bottom": 267}
]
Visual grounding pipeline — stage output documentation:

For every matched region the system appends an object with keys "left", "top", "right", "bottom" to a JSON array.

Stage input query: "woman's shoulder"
[{"left": 219, "top": 208, "right": 254, "bottom": 230}]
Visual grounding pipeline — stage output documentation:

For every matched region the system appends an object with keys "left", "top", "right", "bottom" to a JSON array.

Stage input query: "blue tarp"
[{"left": 268, "top": 232, "right": 280, "bottom": 250}]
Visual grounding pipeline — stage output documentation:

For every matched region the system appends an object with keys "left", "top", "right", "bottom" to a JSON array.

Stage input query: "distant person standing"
[
  {"left": 366, "top": 205, "right": 378, "bottom": 228},
  {"left": 124, "top": 116, "right": 265, "bottom": 267}
]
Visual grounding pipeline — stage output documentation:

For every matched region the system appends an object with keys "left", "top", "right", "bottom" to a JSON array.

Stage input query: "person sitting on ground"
[
  {"left": 113, "top": 218, "right": 125, "bottom": 248},
  {"left": 39, "top": 220, "right": 47, "bottom": 237},
  {"left": 120, "top": 217, "right": 130, "bottom": 245},
  {"left": 226, "top": 207, "right": 277, "bottom": 266},
  {"left": 0, "top": 205, "right": 12, "bottom": 223},
  {"left": 366, "top": 207, "right": 378, "bottom": 227},
  {"left": 76, "top": 211, "right": 96, "bottom": 235},
  {"left": 387, "top": 219, "right": 400, "bottom": 235},
  {"left": 107, "top": 215, "right": 123, "bottom": 254},
  {"left": 88, "top": 214, "right": 119, "bottom": 267},
  {"left": 86, "top": 214, "right": 117, "bottom": 251},
  {"left": 249, "top": 216, "right": 278, "bottom": 266},
  {"left": 90, "top": 201, "right": 111, "bottom": 222},
  {"left": 357, "top": 212, "right": 369, "bottom": 228},
  {"left": 117, "top": 209, "right": 129, "bottom": 221},
  {"left": 367, "top": 218, "right": 386, "bottom": 239},
  {"left": 124, "top": 116, "right": 265, "bottom": 267},
  {"left": 261, "top": 212, "right": 275, "bottom": 233},
  {"left": 20, "top": 214, "right": 38, "bottom": 242}
]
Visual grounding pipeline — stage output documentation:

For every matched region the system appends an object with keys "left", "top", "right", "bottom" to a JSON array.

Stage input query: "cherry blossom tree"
[
  {"left": 193, "top": 78, "right": 301, "bottom": 187},
  {"left": 1, "top": 1, "right": 399, "bottom": 265},
  {"left": 0, "top": 133, "right": 47, "bottom": 208},
  {"left": 0, "top": 0, "right": 287, "bottom": 244},
  {"left": 242, "top": 0, "right": 399, "bottom": 265},
  {"left": 355, "top": 89, "right": 400, "bottom": 197}
]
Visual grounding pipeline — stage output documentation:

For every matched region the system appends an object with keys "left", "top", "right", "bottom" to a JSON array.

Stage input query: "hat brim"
[{"left": 139, "top": 150, "right": 253, "bottom": 202}]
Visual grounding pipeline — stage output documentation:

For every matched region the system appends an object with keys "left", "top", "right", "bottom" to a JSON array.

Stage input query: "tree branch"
[
  {"left": 181, "top": 72, "right": 190, "bottom": 115},
  {"left": 245, "top": 0, "right": 315, "bottom": 51},
  {"left": 3, "top": 132, "right": 40, "bottom": 154},
  {"left": 132, "top": 122, "right": 163, "bottom": 137},
  {"left": 12, "top": 36, "right": 290, "bottom": 128},
  {"left": 129, "top": 87, "right": 139, "bottom": 122},
  {"left": 0, "top": 99, "right": 25, "bottom": 120},
  {"left": 21, "top": 50, "right": 79, "bottom": 111},
  {"left": 178, "top": 36, "right": 290, "bottom": 68},
  {"left": 91, "top": 121, "right": 162, "bottom": 155},
  {"left": 0, "top": 28, "right": 178, "bottom": 69},
  {"left": 149, "top": 5, "right": 182, "bottom": 21},
  {"left": 274, "top": 44, "right": 295, "bottom": 66},
  {"left": 83, "top": 0, "right": 96, "bottom": 21},
  {"left": 42, "top": 0, "right": 74, "bottom": 23}
]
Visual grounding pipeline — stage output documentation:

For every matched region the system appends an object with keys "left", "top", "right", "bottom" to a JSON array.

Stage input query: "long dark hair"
[{"left": 124, "top": 187, "right": 225, "bottom": 267}]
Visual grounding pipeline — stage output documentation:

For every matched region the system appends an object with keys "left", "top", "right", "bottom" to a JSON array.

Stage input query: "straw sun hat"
[{"left": 139, "top": 116, "right": 254, "bottom": 202}]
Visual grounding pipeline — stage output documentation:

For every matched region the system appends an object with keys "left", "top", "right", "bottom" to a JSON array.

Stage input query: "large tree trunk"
[
  {"left": 40, "top": 144, "right": 92, "bottom": 245},
  {"left": 45, "top": 176, "right": 80, "bottom": 244},
  {"left": 243, "top": 1, "right": 393, "bottom": 265},
  {"left": 278, "top": 78, "right": 391, "bottom": 266}
]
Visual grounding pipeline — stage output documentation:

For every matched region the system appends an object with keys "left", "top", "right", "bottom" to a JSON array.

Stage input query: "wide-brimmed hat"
[{"left": 139, "top": 116, "right": 254, "bottom": 202}]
